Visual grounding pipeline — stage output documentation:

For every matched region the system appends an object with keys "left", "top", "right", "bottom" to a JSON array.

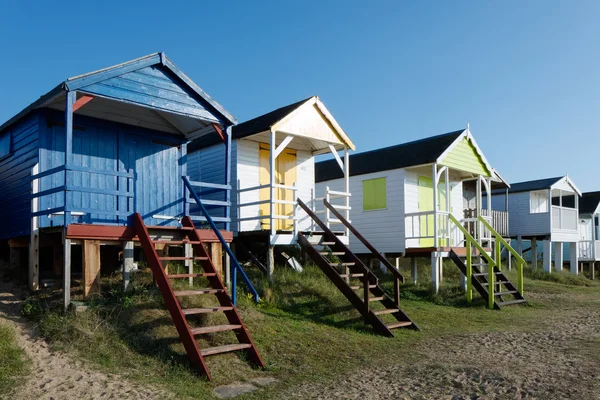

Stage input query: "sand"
[{"left": 0, "top": 279, "right": 169, "bottom": 400}]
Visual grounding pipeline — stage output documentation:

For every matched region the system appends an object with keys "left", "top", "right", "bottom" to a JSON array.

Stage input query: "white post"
[
  {"left": 225, "top": 251, "right": 231, "bottom": 288},
  {"left": 411, "top": 257, "right": 418, "bottom": 285},
  {"left": 554, "top": 242, "right": 563, "bottom": 272},
  {"left": 325, "top": 186, "right": 331, "bottom": 230},
  {"left": 543, "top": 240, "right": 552, "bottom": 273},
  {"left": 292, "top": 182, "right": 298, "bottom": 239},
  {"left": 516, "top": 235, "right": 523, "bottom": 256},
  {"left": 29, "top": 163, "right": 40, "bottom": 291},
  {"left": 445, "top": 167, "right": 450, "bottom": 246},
  {"left": 570, "top": 242, "right": 578, "bottom": 275},
  {"left": 184, "top": 243, "right": 193, "bottom": 287},
  {"left": 123, "top": 241, "right": 134, "bottom": 290},
  {"left": 432, "top": 164, "right": 438, "bottom": 247},
  {"left": 63, "top": 233, "right": 71, "bottom": 311},
  {"left": 476, "top": 176, "right": 482, "bottom": 243},
  {"left": 431, "top": 253, "right": 439, "bottom": 293},
  {"left": 269, "top": 130, "right": 276, "bottom": 236},
  {"left": 344, "top": 146, "right": 350, "bottom": 238},
  {"left": 531, "top": 238, "right": 538, "bottom": 268}
]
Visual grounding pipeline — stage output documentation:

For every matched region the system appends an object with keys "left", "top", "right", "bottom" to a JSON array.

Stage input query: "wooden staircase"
[
  {"left": 297, "top": 199, "right": 418, "bottom": 336},
  {"left": 449, "top": 250, "right": 526, "bottom": 309},
  {"left": 133, "top": 213, "right": 264, "bottom": 380}
]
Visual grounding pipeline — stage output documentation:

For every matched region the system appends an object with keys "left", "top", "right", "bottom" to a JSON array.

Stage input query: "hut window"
[
  {"left": 530, "top": 190, "right": 548, "bottom": 214},
  {"left": 363, "top": 177, "right": 387, "bottom": 210},
  {"left": 0, "top": 131, "right": 10, "bottom": 160}
]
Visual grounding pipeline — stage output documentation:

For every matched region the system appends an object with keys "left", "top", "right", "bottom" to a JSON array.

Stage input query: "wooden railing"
[{"left": 464, "top": 209, "right": 509, "bottom": 237}]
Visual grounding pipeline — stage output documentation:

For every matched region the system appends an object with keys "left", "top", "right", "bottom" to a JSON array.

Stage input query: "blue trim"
[{"left": 182, "top": 176, "right": 259, "bottom": 305}]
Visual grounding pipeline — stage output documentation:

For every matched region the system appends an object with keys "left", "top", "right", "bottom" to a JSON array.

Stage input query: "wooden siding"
[
  {"left": 439, "top": 137, "right": 490, "bottom": 177},
  {"left": 78, "top": 65, "right": 222, "bottom": 123},
  {"left": 235, "top": 140, "right": 260, "bottom": 233},
  {"left": 492, "top": 191, "right": 550, "bottom": 237},
  {"left": 38, "top": 110, "right": 185, "bottom": 228},
  {"left": 186, "top": 142, "right": 227, "bottom": 222},
  {"left": 274, "top": 103, "right": 344, "bottom": 146},
  {"left": 0, "top": 113, "right": 39, "bottom": 239},
  {"left": 317, "top": 169, "right": 405, "bottom": 254}
]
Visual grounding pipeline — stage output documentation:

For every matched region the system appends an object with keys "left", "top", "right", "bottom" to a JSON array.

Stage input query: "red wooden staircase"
[
  {"left": 133, "top": 213, "right": 264, "bottom": 380},
  {"left": 297, "top": 199, "right": 418, "bottom": 336}
]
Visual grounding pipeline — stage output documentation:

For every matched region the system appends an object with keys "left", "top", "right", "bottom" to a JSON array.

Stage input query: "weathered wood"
[
  {"left": 66, "top": 224, "right": 232, "bottom": 242},
  {"left": 82, "top": 240, "right": 101, "bottom": 298},
  {"left": 210, "top": 243, "right": 223, "bottom": 279}
]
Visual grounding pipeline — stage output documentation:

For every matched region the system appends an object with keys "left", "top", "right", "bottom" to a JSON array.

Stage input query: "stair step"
[
  {"left": 329, "top": 262, "right": 355, "bottom": 267},
  {"left": 386, "top": 321, "right": 413, "bottom": 329},
  {"left": 374, "top": 308, "right": 400, "bottom": 315},
  {"left": 319, "top": 251, "right": 346, "bottom": 256},
  {"left": 350, "top": 284, "right": 377, "bottom": 290},
  {"left": 191, "top": 324, "right": 242, "bottom": 335},
  {"left": 497, "top": 299, "right": 527, "bottom": 307},
  {"left": 174, "top": 289, "right": 224, "bottom": 296},
  {"left": 200, "top": 343, "right": 252, "bottom": 357},
  {"left": 182, "top": 307, "right": 233, "bottom": 315},
  {"left": 159, "top": 256, "right": 209, "bottom": 261},
  {"left": 473, "top": 272, "right": 502, "bottom": 277},
  {"left": 153, "top": 240, "right": 202, "bottom": 245},
  {"left": 368, "top": 296, "right": 385, "bottom": 302},
  {"left": 494, "top": 290, "right": 518, "bottom": 296},
  {"left": 321, "top": 242, "right": 336, "bottom": 246},
  {"left": 167, "top": 273, "right": 217, "bottom": 279},
  {"left": 339, "top": 273, "right": 364, "bottom": 278}
]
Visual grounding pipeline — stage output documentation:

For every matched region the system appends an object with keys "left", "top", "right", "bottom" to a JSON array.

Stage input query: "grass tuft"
[{"left": 0, "top": 323, "right": 30, "bottom": 396}]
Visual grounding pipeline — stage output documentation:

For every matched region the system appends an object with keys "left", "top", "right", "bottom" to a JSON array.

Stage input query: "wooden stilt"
[
  {"left": 266, "top": 245, "right": 275, "bottom": 279},
  {"left": 211, "top": 242, "right": 223, "bottom": 279},
  {"left": 123, "top": 241, "right": 134, "bottom": 290},
  {"left": 29, "top": 164, "right": 40, "bottom": 291},
  {"left": 411, "top": 257, "right": 417, "bottom": 285},
  {"left": 431, "top": 253, "right": 439, "bottom": 293},
  {"left": 184, "top": 243, "right": 193, "bottom": 287},
  {"left": 554, "top": 242, "right": 563, "bottom": 272},
  {"left": 543, "top": 240, "right": 552, "bottom": 273},
  {"left": 82, "top": 240, "right": 101, "bottom": 298},
  {"left": 63, "top": 233, "right": 72, "bottom": 311}
]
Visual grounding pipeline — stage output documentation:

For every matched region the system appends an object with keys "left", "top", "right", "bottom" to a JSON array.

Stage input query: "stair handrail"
[
  {"left": 182, "top": 176, "right": 259, "bottom": 304},
  {"left": 448, "top": 214, "right": 496, "bottom": 308},
  {"left": 478, "top": 216, "right": 524, "bottom": 295},
  {"left": 297, "top": 198, "right": 378, "bottom": 283},
  {"left": 323, "top": 199, "right": 406, "bottom": 284}
]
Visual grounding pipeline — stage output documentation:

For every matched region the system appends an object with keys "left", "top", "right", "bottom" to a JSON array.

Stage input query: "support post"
[
  {"left": 570, "top": 242, "right": 578, "bottom": 275},
  {"left": 269, "top": 130, "right": 276, "bottom": 235},
  {"left": 531, "top": 238, "right": 538, "bottom": 268},
  {"left": 466, "top": 238, "right": 472, "bottom": 301},
  {"left": 82, "top": 240, "right": 101, "bottom": 298},
  {"left": 64, "top": 91, "right": 75, "bottom": 227},
  {"left": 431, "top": 253, "right": 439, "bottom": 293},
  {"left": 344, "top": 146, "right": 350, "bottom": 238},
  {"left": 592, "top": 262, "right": 596, "bottom": 280},
  {"left": 516, "top": 235, "right": 523, "bottom": 256},
  {"left": 225, "top": 126, "right": 232, "bottom": 232},
  {"left": 184, "top": 243, "right": 193, "bottom": 287},
  {"left": 543, "top": 240, "right": 552, "bottom": 273},
  {"left": 411, "top": 257, "right": 418, "bottom": 285},
  {"left": 211, "top": 242, "right": 223, "bottom": 280},
  {"left": 267, "top": 245, "right": 275, "bottom": 279},
  {"left": 63, "top": 232, "right": 71, "bottom": 311},
  {"left": 554, "top": 242, "right": 563, "bottom": 272},
  {"left": 123, "top": 241, "right": 134, "bottom": 290},
  {"left": 225, "top": 251, "right": 231, "bottom": 288},
  {"left": 432, "top": 164, "right": 438, "bottom": 247},
  {"left": 29, "top": 163, "right": 40, "bottom": 291}
]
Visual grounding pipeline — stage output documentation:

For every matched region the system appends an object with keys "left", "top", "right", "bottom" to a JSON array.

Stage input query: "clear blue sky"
[{"left": 1, "top": 1, "right": 598, "bottom": 190}]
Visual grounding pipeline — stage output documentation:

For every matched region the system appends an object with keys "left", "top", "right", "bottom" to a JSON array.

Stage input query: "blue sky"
[{"left": 0, "top": 1, "right": 598, "bottom": 190}]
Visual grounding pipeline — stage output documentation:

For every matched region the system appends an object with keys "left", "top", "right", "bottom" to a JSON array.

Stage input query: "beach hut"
[
  {"left": 188, "top": 96, "right": 355, "bottom": 274},
  {"left": 572, "top": 191, "right": 599, "bottom": 278},
  {"left": 0, "top": 53, "right": 264, "bottom": 378},
  {"left": 489, "top": 176, "right": 582, "bottom": 274},
  {"left": 315, "top": 127, "right": 518, "bottom": 299}
]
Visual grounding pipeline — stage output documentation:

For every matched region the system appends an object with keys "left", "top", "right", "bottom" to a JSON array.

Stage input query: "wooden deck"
[
  {"left": 65, "top": 224, "right": 232, "bottom": 243},
  {"left": 404, "top": 246, "right": 491, "bottom": 257}
]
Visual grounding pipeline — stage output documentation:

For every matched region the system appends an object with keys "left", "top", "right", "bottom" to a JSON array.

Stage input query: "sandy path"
[
  {"left": 283, "top": 291, "right": 600, "bottom": 400},
  {"left": 0, "top": 279, "right": 170, "bottom": 400}
]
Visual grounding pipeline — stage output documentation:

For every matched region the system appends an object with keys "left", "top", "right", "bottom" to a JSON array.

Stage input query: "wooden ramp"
[
  {"left": 449, "top": 249, "right": 526, "bottom": 309},
  {"left": 297, "top": 199, "right": 418, "bottom": 336},
  {"left": 133, "top": 213, "right": 264, "bottom": 380}
]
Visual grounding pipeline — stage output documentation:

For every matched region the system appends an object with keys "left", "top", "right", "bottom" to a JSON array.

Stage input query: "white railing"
[
  {"left": 309, "top": 186, "right": 351, "bottom": 237},
  {"left": 237, "top": 180, "right": 298, "bottom": 236},
  {"left": 464, "top": 208, "right": 508, "bottom": 238},
  {"left": 405, "top": 211, "right": 461, "bottom": 247},
  {"left": 552, "top": 206, "right": 577, "bottom": 231},
  {"left": 578, "top": 240, "right": 600, "bottom": 260}
]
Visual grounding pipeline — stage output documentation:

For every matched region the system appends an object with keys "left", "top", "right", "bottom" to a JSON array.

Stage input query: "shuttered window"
[
  {"left": 0, "top": 131, "right": 10, "bottom": 159},
  {"left": 363, "top": 177, "right": 387, "bottom": 210}
]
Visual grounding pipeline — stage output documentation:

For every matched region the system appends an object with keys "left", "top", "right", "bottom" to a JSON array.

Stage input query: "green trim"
[
  {"left": 440, "top": 137, "right": 491, "bottom": 177},
  {"left": 363, "top": 177, "right": 386, "bottom": 211}
]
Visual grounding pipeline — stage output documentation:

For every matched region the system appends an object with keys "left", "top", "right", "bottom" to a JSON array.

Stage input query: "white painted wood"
[
  {"left": 63, "top": 234, "right": 71, "bottom": 311},
  {"left": 554, "top": 242, "right": 563, "bottom": 271},
  {"left": 29, "top": 163, "right": 39, "bottom": 291},
  {"left": 185, "top": 243, "right": 193, "bottom": 287},
  {"left": 123, "top": 241, "right": 134, "bottom": 290},
  {"left": 570, "top": 242, "right": 578, "bottom": 275},
  {"left": 274, "top": 135, "right": 294, "bottom": 159},
  {"left": 543, "top": 240, "right": 552, "bottom": 272}
]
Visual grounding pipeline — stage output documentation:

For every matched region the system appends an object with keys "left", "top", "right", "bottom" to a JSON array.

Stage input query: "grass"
[
  {"left": 0, "top": 323, "right": 29, "bottom": 397},
  {"left": 19, "top": 258, "right": 600, "bottom": 399}
]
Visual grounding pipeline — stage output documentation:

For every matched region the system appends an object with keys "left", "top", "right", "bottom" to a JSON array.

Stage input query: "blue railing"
[{"left": 182, "top": 176, "right": 259, "bottom": 305}]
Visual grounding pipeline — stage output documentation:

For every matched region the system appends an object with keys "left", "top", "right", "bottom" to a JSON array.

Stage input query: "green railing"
[
  {"left": 478, "top": 216, "right": 525, "bottom": 296},
  {"left": 448, "top": 214, "right": 497, "bottom": 308}
]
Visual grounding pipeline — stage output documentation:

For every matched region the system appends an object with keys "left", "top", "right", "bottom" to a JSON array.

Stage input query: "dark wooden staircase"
[
  {"left": 297, "top": 199, "right": 418, "bottom": 336},
  {"left": 133, "top": 213, "right": 264, "bottom": 381},
  {"left": 449, "top": 250, "right": 526, "bottom": 309}
]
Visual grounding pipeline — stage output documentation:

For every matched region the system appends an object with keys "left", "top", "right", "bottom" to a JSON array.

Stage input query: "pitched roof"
[
  {"left": 580, "top": 191, "right": 600, "bottom": 214},
  {"left": 315, "top": 130, "right": 464, "bottom": 182},
  {"left": 0, "top": 52, "right": 236, "bottom": 133},
  {"left": 492, "top": 177, "right": 563, "bottom": 195}
]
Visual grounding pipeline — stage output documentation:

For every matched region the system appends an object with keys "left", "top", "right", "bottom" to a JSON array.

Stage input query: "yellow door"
[
  {"left": 258, "top": 144, "right": 297, "bottom": 231},
  {"left": 418, "top": 176, "right": 434, "bottom": 247}
]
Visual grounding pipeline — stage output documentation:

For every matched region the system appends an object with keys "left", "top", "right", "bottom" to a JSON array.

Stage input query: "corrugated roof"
[
  {"left": 580, "top": 191, "right": 600, "bottom": 214},
  {"left": 315, "top": 130, "right": 464, "bottom": 182}
]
